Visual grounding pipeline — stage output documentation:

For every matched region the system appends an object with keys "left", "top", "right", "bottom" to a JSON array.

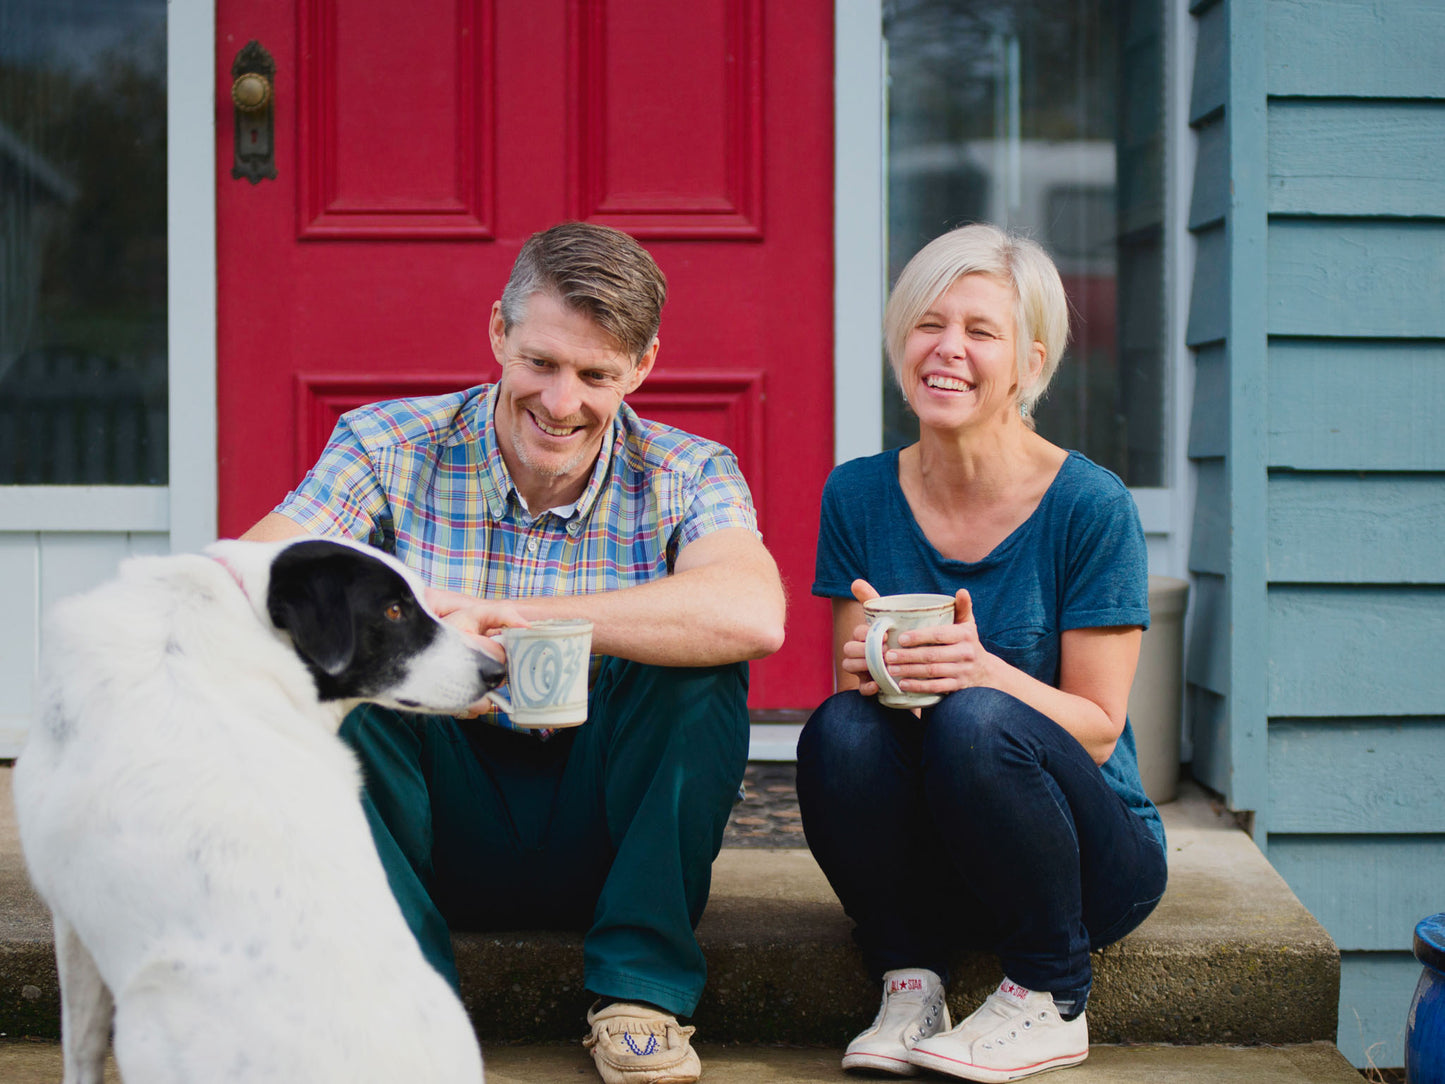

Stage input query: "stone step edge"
[
  {"left": 0, "top": 1040, "right": 1367, "bottom": 1084},
  {"left": 0, "top": 783, "right": 1339, "bottom": 1046}
]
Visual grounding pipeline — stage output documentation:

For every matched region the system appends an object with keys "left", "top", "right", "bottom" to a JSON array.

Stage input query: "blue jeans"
[
  {"left": 340, "top": 656, "right": 750, "bottom": 1017},
  {"left": 795, "top": 687, "right": 1167, "bottom": 1012}
]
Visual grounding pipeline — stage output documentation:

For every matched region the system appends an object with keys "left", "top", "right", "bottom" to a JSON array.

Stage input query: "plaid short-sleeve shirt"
[{"left": 274, "top": 382, "right": 760, "bottom": 729}]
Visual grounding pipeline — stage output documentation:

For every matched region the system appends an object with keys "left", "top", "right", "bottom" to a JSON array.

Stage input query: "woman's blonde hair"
[{"left": 883, "top": 223, "right": 1070, "bottom": 421}]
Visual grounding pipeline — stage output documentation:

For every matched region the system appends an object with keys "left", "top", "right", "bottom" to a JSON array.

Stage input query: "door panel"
[{"left": 217, "top": 0, "right": 835, "bottom": 709}]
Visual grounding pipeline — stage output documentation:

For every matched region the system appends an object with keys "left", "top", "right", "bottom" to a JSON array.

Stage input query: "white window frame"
[
  {"left": 832, "top": 0, "right": 1196, "bottom": 581},
  {"left": 0, "top": 4, "right": 215, "bottom": 553}
]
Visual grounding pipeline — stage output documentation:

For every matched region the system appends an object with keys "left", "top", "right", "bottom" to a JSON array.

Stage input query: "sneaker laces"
[{"left": 973, "top": 981, "right": 1057, "bottom": 1050}]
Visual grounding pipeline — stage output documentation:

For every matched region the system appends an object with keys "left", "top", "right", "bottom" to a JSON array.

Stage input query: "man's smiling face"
[{"left": 490, "top": 291, "right": 656, "bottom": 509}]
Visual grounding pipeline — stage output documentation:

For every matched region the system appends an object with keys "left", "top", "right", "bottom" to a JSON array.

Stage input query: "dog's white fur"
[{"left": 13, "top": 537, "right": 490, "bottom": 1083}]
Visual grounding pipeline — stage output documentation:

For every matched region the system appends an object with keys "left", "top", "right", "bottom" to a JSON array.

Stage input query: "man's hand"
[
  {"left": 425, "top": 588, "right": 527, "bottom": 720},
  {"left": 426, "top": 587, "right": 530, "bottom": 642}
]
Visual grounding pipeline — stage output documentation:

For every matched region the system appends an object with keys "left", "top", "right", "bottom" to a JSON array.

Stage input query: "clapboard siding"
[
  {"left": 0, "top": 530, "right": 169, "bottom": 758},
  {"left": 1188, "top": 686, "right": 1230, "bottom": 799},
  {"left": 1270, "top": 837, "right": 1445, "bottom": 951},
  {"left": 1267, "top": 472, "right": 1445, "bottom": 583},
  {"left": 1268, "top": 586, "right": 1445, "bottom": 717},
  {"left": 1186, "top": 224, "right": 1227, "bottom": 346},
  {"left": 1187, "top": 459, "right": 1227, "bottom": 575},
  {"left": 1268, "top": 340, "right": 1445, "bottom": 471},
  {"left": 1189, "top": 119, "right": 1226, "bottom": 229},
  {"left": 1189, "top": 0, "right": 1225, "bottom": 122},
  {"left": 1188, "top": 343, "right": 1226, "bottom": 458},
  {"left": 1337, "top": 952, "right": 1422, "bottom": 1068},
  {"left": 1184, "top": 571, "right": 1228, "bottom": 696},
  {"left": 0, "top": 537, "right": 39, "bottom": 728},
  {"left": 1269, "top": 100, "right": 1445, "bottom": 217},
  {"left": 1266, "top": 0, "right": 1445, "bottom": 100},
  {"left": 1267, "top": 221, "right": 1445, "bottom": 338},
  {"left": 1183, "top": 0, "right": 1445, "bottom": 1068},
  {"left": 1268, "top": 721, "right": 1445, "bottom": 833}
]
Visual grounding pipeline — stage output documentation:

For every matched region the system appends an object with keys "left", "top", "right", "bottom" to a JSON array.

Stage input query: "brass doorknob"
[{"left": 231, "top": 72, "right": 272, "bottom": 113}]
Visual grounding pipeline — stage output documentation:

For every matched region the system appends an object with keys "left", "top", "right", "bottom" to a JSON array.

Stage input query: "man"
[{"left": 244, "top": 222, "right": 786, "bottom": 1084}]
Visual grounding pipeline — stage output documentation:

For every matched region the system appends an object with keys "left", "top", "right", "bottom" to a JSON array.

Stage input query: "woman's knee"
[
  {"left": 923, "top": 687, "right": 1046, "bottom": 776},
  {"left": 797, "top": 692, "right": 891, "bottom": 770}
]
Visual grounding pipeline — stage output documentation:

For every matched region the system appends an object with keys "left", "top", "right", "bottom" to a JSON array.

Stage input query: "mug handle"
[
  {"left": 482, "top": 687, "right": 513, "bottom": 714},
  {"left": 864, "top": 618, "right": 906, "bottom": 700}
]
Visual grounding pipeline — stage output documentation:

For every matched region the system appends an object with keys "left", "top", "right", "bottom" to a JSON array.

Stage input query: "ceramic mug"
[
  {"left": 863, "top": 593, "right": 957, "bottom": 709},
  {"left": 483, "top": 618, "right": 594, "bottom": 728}
]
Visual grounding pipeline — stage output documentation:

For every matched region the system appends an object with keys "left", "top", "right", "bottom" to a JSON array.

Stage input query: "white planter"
[{"left": 1128, "top": 575, "right": 1189, "bottom": 805}]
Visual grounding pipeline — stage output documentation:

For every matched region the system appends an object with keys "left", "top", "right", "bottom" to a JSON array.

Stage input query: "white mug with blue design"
[
  {"left": 484, "top": 618, "right": 594, "bottom": 727},
  {"left": 862, "top": 593, "right": 956, "bottom": 709}
]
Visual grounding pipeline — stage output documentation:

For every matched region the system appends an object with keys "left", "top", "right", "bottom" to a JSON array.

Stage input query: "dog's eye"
[{"left": 383, "top": 602, "right": 405, "bottom": 623}]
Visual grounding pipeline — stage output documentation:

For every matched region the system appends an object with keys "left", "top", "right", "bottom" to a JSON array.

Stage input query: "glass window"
[
  {"left": 0, "top": 0, "right": 168, "bottom": 485},
  {"left": 884, "top": 0, "right": 1165, "bottom": 486}
]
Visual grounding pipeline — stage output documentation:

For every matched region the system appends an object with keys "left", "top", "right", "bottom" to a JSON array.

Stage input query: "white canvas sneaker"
[
  {"left": 907, "top": 978, "right": 1088, "bottom": 1082},
  {"left": 842, "top": 968, "right": 952, "bottom": 1076}
]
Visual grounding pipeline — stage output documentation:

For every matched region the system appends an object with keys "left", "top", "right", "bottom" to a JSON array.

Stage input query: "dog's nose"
[{"left": 478, "top": 651, "right": 507, "bottom": 687}]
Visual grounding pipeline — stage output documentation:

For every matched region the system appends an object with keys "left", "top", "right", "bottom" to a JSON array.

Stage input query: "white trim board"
[
  {"left": 167, "top": 0, "right": 217, "bottom": 554},
  {"left": 0, "top": 487, "right": 169, "bottom": 532}
]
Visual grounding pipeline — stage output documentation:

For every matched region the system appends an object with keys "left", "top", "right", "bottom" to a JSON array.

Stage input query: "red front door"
[{"left": 216, "top": 1, "right": 835, "bottom": 710}]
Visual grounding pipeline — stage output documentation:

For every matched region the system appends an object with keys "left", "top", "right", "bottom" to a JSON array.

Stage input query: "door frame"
[{"left": 169, "top": 0, "right": 218, "bottom": 556}]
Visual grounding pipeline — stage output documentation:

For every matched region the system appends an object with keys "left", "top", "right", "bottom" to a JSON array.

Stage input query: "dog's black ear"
[{"left": 266, "top": 542, "right": 359, "bottom": 677}]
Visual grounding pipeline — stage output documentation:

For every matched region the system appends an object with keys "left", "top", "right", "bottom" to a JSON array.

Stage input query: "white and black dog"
[{"left": 13, "top": 536, "right": 504, "bottom": 1084}]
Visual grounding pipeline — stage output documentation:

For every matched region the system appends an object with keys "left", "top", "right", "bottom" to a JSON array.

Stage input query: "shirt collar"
[{"left": 475, "top": 382, "right": 622, "bottom": 524}]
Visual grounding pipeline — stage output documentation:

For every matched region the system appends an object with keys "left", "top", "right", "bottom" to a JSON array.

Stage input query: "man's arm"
[
  {"left": 240, "top": 512, "right": 311, "bottom": 542},
  {"left": 432, "top": 527, "right": 786, "bottom": 668}
]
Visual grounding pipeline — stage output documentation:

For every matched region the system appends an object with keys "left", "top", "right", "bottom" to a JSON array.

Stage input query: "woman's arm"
[
  {"left": 987, "top": 625, "right": 1142, "bottom": 764},
  {"left": 837, "top": 580, "right": 1141, "bottom": 764},
  {"left": 831, "top": 596, "right": 867, "bottom": 692}
]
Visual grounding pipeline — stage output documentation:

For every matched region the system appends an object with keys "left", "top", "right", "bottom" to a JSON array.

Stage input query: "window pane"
[
  {"left": 884, "top": 0, "right": 1165, "bottom": 486},
  {"left": 0, "top": 0, "right": 167, "bottom": 485}
]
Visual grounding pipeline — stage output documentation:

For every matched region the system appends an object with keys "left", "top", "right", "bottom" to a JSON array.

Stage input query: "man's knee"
[{"left": 591, "top": 658, "right": 749, "bottom": 748}]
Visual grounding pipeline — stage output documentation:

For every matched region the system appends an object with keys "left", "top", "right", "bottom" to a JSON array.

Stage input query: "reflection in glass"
[
  {"left": 884, "top": 0, "right": 1164, "bottom": 486},
  {"left": 0, "top": 0, "right": 168, "bottom": 485}
]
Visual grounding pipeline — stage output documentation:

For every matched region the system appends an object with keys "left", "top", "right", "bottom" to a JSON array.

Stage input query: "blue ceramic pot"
[{"left": 1408, "top": 913, "right": 1445, "bottom": 1084}]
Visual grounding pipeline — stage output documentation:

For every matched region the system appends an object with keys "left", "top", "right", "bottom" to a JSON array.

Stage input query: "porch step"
[
  {"left": 0, "top": 772, "right": 1339, "bottom": 1049},
  {"left": 0, "top": 1040, "right": 1367, "bottom": 1083}
]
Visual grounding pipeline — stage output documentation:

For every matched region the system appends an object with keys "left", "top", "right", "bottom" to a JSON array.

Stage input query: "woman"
[{"left": 797, "top": 223, "right": 1167, "bottom": 1082}]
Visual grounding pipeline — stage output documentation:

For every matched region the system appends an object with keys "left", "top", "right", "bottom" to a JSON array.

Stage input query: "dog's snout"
[{"left": 479, "top": 650, "right": 507, "bottom": 687}]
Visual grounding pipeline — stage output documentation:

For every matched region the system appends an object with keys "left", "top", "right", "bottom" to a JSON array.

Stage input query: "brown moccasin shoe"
[{"left": 583, "top": 1000, "right": 701, "bottom": 1084}]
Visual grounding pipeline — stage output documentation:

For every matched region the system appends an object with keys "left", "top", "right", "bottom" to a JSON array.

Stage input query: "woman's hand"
[
  {"left": 837, "top": 579, "right": 882, "bottom": 695},
  {"left": 839, "top": 580, "right": 993, "bottom": 697}
]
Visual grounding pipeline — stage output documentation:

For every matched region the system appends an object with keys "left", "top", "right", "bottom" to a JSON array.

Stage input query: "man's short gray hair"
[
  {"left": 499, "top": 222, "right": 668, "bottom": 362},
  {"left": 883, "top": 223, "right": 1070, "bottom": 422}
]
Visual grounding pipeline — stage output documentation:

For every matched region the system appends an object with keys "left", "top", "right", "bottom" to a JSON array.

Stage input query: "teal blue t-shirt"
[{"left": 812, "top": 448, "right": 1164, "bottom": 850}]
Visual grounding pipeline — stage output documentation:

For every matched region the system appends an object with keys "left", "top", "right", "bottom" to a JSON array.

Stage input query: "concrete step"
[
  {"left": 0, "top": 772, "right": 1339, "bottom": 1049},
  {"left": 450, "top": 782, "right": 1339, "bottom": 1046},
  {"left": 0, "top": 1040, "right": 1366, "bottom": 1083}
]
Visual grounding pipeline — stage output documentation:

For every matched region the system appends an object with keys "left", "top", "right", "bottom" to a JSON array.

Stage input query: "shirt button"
[{"left": 528, "top": 538, "right": 540, "bottom": 552}]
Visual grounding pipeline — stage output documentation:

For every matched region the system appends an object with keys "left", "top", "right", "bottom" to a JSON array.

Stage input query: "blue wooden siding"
[
  {"left": 1185, "top": 0, "right": 1445, "bottom": 1066},
  {"left": 1269, "top": 342, "right": 1445, "bottom": 470},
  {"left": 1268, "top": 723, "right": 1445, "bottom": 835},
  {"left": 1336, "top": 954, "right": 1423, "bottom": 1068}
]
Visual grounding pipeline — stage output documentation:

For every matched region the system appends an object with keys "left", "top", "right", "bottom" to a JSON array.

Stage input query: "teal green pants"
[{"left": 339, "top": 656, "right": 750, "bottom": 1017}]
